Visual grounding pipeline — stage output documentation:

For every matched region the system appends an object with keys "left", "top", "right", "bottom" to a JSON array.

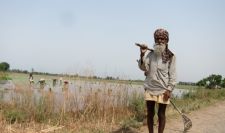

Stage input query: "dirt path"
[{"left": 139, "top": 100, "right": 225, "bottom": 133}]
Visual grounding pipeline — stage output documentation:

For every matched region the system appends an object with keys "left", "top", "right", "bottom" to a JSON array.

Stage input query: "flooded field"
[{"left": 0, "top": 75, "right": 189, "bottom": 113}]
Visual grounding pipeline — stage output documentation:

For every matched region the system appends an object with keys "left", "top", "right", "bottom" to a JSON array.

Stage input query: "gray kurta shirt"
[{"left": 138, "top": 51, "right": 176, "bottom": 95}]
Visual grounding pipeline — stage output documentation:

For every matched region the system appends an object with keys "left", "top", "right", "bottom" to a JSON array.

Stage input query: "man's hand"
[
  {"left": 135, "top": 43, "right": 148, "bottom": 54},
  {"left": 140, "top": 47, "right": 148, "bottom": 54},
  {"left": 136, "top": 44, "right": 148, "bottom": 65},
  {"left": 139, "top": 44, "right": 148, "bottom": 60},
  {"left": 163, "top": 90, "right": 171, "bottom": 101}
]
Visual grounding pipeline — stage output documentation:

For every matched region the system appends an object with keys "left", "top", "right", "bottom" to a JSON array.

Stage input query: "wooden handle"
[
  {"left": 170, "top": 100, "right": 183, "bottom": 115},
  {"left": 135, "top": 43, "right": 153, "bottom": 51}
]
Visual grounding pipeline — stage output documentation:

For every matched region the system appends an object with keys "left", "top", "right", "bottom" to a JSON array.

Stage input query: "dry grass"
[{"left": 0, "top": 80, "right": 143, "bottom": 133}]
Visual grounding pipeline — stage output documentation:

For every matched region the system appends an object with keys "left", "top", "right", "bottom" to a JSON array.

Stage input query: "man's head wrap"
[{"left": 154, "top": 28, "right": 169, "bottom": 43}]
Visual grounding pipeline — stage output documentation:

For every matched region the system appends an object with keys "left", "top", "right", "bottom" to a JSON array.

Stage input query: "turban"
[{"left": 154, "top": 28, "right": 169, "bottom": 42}]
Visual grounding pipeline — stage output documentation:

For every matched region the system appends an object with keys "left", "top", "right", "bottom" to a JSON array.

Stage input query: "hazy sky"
[{"left": 0, "top": 0, "right": 225, "bottom": 82}]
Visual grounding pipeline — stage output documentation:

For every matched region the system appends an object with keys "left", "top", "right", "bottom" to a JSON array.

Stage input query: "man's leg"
[
  {"left": 158, "top": 103, "right": 167, "bottom": 133},
  {"left": 146, "top": 101, "right": 155, "bottom": 133}
]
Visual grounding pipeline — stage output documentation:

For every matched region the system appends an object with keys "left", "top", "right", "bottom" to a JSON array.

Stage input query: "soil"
[{"left": 139, "top": 100, "right": 225, "bottom": 133}]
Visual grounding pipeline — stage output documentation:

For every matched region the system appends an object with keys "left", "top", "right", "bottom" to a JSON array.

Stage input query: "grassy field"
[{"left": 0, "top": 72, "right": 225, "bottom": 132}]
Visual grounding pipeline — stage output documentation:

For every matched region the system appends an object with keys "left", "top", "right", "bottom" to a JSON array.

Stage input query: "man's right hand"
[
  {"left": 136, "top": 43, "right": 149, "bottom": 64},
  {"left": 140, "top": 44, "right": 148, "bottom": 55}
]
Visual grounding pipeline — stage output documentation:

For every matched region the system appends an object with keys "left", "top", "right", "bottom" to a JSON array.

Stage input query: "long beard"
[{"left": 153, "top": 43, "right": 166, "bottom": 56}]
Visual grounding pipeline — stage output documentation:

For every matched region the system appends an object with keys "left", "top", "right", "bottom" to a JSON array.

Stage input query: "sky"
[{"left": 0, "top": 0, "right": 225, "bottom": 82}]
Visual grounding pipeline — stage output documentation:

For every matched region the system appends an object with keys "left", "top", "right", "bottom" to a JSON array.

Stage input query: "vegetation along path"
[{"left": 139, "top": 100, "right": 225, "bottom": 133}]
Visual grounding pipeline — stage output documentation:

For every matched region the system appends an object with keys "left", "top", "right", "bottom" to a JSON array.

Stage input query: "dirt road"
[{"left": 139, "top": 100, "right": 225, "bottom": 133}]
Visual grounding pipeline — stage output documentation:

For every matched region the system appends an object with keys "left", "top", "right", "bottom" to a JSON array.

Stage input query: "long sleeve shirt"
[{"left": 138, "top": 51, "right": 176, "bottom": 95}]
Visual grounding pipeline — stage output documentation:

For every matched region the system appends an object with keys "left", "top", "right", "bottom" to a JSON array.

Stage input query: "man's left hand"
[{"left": 163, "top": 90, "right": 171, "bottom": 101}]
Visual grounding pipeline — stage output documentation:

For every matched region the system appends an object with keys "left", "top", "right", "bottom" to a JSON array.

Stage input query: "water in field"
[
  {"left": 0, "top": 79, "right": 189, "bottom": 111},
  {"left": 0, "top": 80, "right": 15, "bottom": 102},
  {"left": 0, "top": 80, "right": 15, "bottom": 90}
]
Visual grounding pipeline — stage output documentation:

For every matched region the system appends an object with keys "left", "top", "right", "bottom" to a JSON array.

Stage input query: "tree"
[
  {"left": 196, "top": 74, "right": 222, "bottom": 89},
  {"left": 221, "top": 78, "right": 225, "bottom": 88},
  {"left": 207, "top": 74, "right": 222, "bottom": 89},
  {"left": 196, "top": 78, "right": 207, "bottom": 86},
  {"left": 0, "top": 62, "right": 10, "bottom": 71}
]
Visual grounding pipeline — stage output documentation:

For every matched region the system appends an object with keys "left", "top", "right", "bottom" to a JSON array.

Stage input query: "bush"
[
  {"left": 4, "top": 109, "right": 28, "bottom": 124},
  {"left": 0, "top": 72, "right": 12, "bottom": 80},
  {"left": 128, "top": 93, "right": 145, "bottom": 122},
  {"left": 121, "top": 118, "right": 142, "bottom": 129}
]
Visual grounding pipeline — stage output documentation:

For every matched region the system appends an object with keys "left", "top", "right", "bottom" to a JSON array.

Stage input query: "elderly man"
[{"left": 138, "top": 28, "right": 176, "bottom": 133}]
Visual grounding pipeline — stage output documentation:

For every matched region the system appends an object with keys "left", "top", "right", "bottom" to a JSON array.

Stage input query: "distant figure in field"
[
  {"left": 29, "top": 73, "right": 34, "bottom": 84},
  {"left": 62, "top": 80, "right": 69, "bottom": 99},
  {"left": 59, "top": 77, "right": 63, "bottom": 86},
  {"left": 62, "top": 80, "right": 69, "bottom": 91},
  {"left": 52, "top": 78, "right": 57, "bottom": 87},
  {"left": 138, "top": 28, "right": 176, "bottom": 133},
  {"left": 39, "top": 78, "right": 45, "bottom": 89}
]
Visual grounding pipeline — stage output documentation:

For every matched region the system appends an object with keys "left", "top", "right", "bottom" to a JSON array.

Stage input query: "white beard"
[{"left": 153, "top": 43, "right": 166, "bottom": 56}]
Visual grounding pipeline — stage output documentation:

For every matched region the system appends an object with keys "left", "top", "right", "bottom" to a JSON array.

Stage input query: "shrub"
[
  {"left": 128, "top": 93, "right": 145, "bottom": 122},
  {"left": 4, "top": 109, "right": 28, "bottom": 124},
  {"left": 0, "top": 72, "right": 12, "bottom": 80}
]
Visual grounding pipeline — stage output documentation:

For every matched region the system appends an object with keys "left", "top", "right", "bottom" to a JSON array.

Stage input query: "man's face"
[{"left": 154, "top": 36, "right": 168, "bottom": 44}]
